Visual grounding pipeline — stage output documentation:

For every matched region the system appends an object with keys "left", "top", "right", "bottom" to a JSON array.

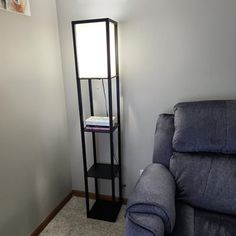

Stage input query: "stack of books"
[{"left": 85, "top": 116, "right": 116, "bottom": 128}]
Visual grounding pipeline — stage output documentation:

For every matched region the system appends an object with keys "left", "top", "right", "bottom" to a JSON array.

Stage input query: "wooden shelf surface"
[
  {"left": 87, "top": 163, "right": 119, "bottom": 179},
  {"left": 89, "top": 200, "right": 122, "bottom": 222}
]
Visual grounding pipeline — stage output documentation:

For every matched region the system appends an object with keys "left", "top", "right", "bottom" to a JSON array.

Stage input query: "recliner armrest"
[
  {"left": 125, "top": 164, "right": 176, "bottom": 235},
  {"left": 125, "top": 213, "right": 165, "bottom": 236}
]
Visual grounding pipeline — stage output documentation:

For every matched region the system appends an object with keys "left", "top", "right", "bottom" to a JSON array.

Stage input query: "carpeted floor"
[{"left": 40, "top": 197, "right": 126, "bottom": 236}]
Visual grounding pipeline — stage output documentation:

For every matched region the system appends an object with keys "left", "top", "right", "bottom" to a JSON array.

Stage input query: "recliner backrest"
[
  {"left": 171, "top": 100, "right": 236, "bottom": 216},
  {"left": 153, "top": 100, "right": 236, "bottom": 216},
  {"left": 172, "top": 101, "right": 236, "bottom": 154}
]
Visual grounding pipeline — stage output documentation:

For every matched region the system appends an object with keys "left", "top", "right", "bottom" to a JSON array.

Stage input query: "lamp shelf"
[
  {"left": 72, "top": 18, "right": 122, "bottom": 222},
  {"left": 87, "top": 163, "right": 120, "bottom": 179},
  {"left": 89, "top": 199, "right": 122, "bottom": 222}
]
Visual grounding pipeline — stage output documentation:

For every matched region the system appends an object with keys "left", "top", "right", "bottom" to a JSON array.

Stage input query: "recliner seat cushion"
[
  {"left": 170, "top": 152, "right": 236, "bottom": 216},
  {"left": 171, "top": 201, "right": 236, "bottom": 236},
  {"left": 173, "top": 101, "right": 236, "bottom": 154}
]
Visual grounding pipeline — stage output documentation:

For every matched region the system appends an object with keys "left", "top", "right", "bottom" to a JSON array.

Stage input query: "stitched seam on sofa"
[
  {"left": 202, "top": 157, "right": 213, "bottom": 197},
  {"left": 126, "top": 202, "right": 171, "bottom": 233},
  {"left": 127, "top": 213, "right": 157, "bottom": 236}
]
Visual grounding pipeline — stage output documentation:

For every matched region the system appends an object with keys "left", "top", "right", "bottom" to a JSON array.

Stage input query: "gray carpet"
[{"left": 40, "top": 197, "right": 126, "bottom": 236}]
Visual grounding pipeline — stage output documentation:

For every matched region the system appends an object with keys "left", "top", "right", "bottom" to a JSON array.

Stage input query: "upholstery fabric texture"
[
  {"left": 125, "top": 213, "right": 164, "bottom": 236},
  {"left": 173, "top": 100, "right": 236, "bottom": 153},
  {"left": 126, "top": 164, "right": 176, "bottom": 234},
  {"left": 171, "top": 201, "right": 194, "bottom": 236},
  {"left": 125, "top": 100, "right": 236, "bottom": 236},
  {"left": 152, "top": 114, "right": 174, "bottom": 168},
  {"left": 171, "top": 201, "right": 236, "bottom": 236},
  {"left": 170, "top": 152, "right": 236, "bottom": 216}
]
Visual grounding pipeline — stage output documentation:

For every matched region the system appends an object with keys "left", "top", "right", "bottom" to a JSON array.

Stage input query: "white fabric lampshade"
[{"left": 75, "top": 21, "right": 116, "bottom": 78}]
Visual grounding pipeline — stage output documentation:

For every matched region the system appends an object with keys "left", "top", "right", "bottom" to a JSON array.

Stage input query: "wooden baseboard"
[
  {"left": 30, "top": 192, "right": 73, "bottom": 236},
  {"left": 72, "top": 190, "right": 127, "bottom": 204},
  {"left": 30, "top": 190, "right": 127, "bottom": 235}
]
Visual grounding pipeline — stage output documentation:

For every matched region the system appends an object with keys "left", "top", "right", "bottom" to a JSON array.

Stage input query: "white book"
[{"left": 85, "top": 116, "right": 116, "bottom": 127}]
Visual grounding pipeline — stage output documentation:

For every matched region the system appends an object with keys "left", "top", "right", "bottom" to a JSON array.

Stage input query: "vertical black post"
[
  {"left": 106, "top": 20, "right": 115, "bottom": 201},
  {"left": 114, "top": 22, "right": 122, "bottom": 202},
  {"left": 72, "top": 22, "right": 90, "bottom": 216},
  {"left": 88, "top": 80, "right": 99, "bottom": 200}
]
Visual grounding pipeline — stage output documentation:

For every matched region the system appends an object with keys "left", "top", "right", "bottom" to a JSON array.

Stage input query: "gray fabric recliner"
[{"left": 125, "top": 100, "right": 236, "bottom": 236}]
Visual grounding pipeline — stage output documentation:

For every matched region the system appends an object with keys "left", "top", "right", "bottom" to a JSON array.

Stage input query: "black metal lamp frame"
[{"left": 71, "top": 18, "right": 122, "bottom": 222}]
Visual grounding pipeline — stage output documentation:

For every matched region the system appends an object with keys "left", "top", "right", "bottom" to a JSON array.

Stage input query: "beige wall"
[
  {"left": 0, "top": 1, "right": 71, "bottom": 235},
  {"left": 56, "top": 0, "right": 236, "bottom": 198}
]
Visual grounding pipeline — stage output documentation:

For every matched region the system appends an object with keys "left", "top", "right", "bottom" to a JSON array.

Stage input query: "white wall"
[
  {"left": 56, "top": 0, "right": 236, "bottom": 198},
  {"left": 0, "top": 1, "right": 71, "bottom": 235}
]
